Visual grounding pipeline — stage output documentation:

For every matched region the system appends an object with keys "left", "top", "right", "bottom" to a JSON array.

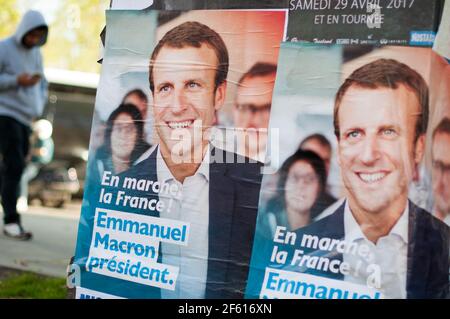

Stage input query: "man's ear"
[
  {"left": 214, "top": 81, "right": 227, "bottom": 111},
  {"left": 414, "top": 134, "right": 425, "bottom": 164}
]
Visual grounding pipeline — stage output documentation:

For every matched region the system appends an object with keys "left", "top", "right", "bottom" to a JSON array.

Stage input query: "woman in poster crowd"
[
  {"left": 258, "top": 149, "right": 329, "bottom": 239},
  {"left": 91, "top": 103, "right": 148, "bottom": 179}
]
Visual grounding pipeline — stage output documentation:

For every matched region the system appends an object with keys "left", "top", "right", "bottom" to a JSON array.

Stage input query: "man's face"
[
  {"left": 151, "top": 44, "right": 226, "bottom": 160},
  {"left": 124, "top": 94, "right": 148, "bottom": 119},
  {"left": 432, "top": 132, "right": 450, "bottom": 215},
  {"left": 301, "top": 139, "right": 331, "bottom": 176},
  {"left": 23, "top": 28, "right": 46, "bottom": 48},
  {"left": 233, "top": 74, "right": 275, "bottom": 155},
  {"left": 337, "top": 85, "right": 423, "bottom": 215}
]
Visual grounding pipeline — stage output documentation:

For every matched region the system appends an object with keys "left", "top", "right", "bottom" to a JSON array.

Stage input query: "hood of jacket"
[{"left": 14, "top": 10, "right": 48, "bottom": 47}]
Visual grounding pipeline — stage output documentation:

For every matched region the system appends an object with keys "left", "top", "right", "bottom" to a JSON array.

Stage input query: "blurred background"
[{"left": 1, "top": 0, "right": 109, "bottom": 204}]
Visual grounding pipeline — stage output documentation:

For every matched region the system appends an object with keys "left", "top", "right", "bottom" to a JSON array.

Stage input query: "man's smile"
[
  {"left": 166, "top": 119, "right": 195, "bottom": 129},
  {"left": 356, "top": 171, "right": 389, "bottom": 184}
]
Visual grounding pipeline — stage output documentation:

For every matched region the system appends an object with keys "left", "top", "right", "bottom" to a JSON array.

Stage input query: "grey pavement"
[{"left": 0, "top": 200, "right": 81, "bottom": 278}]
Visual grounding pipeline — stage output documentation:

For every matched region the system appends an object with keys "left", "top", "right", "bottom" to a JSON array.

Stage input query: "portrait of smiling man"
[
  {"left": 149, "top": 26, "right": 227, "bottom": 168},
  {"left": 291, "top": 58, "right": 449, "bottom": 299},
  {"left": 117, "top": 21, "right": 263, "bottom": 299}
]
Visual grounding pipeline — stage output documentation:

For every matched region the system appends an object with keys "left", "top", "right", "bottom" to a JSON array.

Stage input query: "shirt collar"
[
  {"left": 344, "top": 199, "right": 409, "bottom": 244},
  {"left": 444, "top": 214, "right": 450, "bottom": 227},
  {"left": 156, "top": 144, "right": 210, "bottom": 184}
]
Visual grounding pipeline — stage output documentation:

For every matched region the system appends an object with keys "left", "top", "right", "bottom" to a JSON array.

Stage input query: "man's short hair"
[
  {"left": 237, "top": 62, "right": 277, "bottom": 87},
  {"left": 149, "top": 21, "right": 229, "bottom": 94},
  {"left": 432, "top": 117, "right": 450, "bottom": 140},
  {"left": 122, "top": 88, "right": 148, "bottom": 103},
  {"left": 334, "top": 58, "right": 429, "bottom": 143},
  {"left": 299, "top": 133, "right": 332, "bottom": 153}
]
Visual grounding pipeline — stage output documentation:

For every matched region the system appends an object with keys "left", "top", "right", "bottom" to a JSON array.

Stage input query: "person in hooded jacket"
[{"left": 0, "top": 10, "right": 49, "bottom": 240}]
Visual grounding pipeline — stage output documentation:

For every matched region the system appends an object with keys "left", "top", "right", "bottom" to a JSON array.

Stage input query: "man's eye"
[
  {"left": 159, "top": 85, "right": 171, "bottom": 93},
  {"left": 383, "top": 128, "right": 396, "bottom": 136},
  {"left": 187, "top": 82, "right": 200, "bottom": 89},
  {"left": 347, "top": 131, "right": 361, "bottom": 139}
]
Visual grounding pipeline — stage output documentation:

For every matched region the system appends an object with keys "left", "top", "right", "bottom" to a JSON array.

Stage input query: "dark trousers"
[{"left": 0, "top": 116, "right": 31, "bottom": 225}]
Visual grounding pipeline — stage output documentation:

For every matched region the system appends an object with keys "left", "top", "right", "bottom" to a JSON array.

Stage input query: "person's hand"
[{"left": 17, "top": 73, "right": 40, "bottom": 87}]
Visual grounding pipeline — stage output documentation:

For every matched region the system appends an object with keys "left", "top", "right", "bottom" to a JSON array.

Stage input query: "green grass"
[{"left": 0, "top": 272, "right": 67, "bottom": 299}]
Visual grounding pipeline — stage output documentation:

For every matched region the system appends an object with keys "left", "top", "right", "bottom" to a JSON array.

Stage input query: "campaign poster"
[
  {"left": 73, "top": 8, "right": 287, "bottom": 298},
  {"left": 245, "top": 43, "right": 450, "bottom": 299},
  {"left": 286, "top": 0, "right": 445, "bottom": 46}
]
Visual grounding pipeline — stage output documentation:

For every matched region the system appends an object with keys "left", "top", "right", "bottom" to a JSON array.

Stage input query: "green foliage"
[
  {"left": 0, "top": 272, "right": 67, "bottom": 299},
  {"left": 0, "top": 0, "right": 20, "bottom": 39},
  {"left": 1, "top": 0, "right": 109, "bottom": 74},
  {"left": 42, "top": 0, "right": 109, "bottom": 73}
]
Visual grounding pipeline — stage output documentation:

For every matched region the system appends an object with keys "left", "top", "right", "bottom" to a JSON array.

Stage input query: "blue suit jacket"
[
  {"left": 99, "top": 146, "right": 262, "bottom": 298},
  {"left": 288, "top": 200, "right": 449, "bottom": 299}
]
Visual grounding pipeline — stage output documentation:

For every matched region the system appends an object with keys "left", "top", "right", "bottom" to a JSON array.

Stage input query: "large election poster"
[
  {"left": 245, "top": 43, "right": 450, "bottom": 299},
  {"left": 73, "top": 8, "right": 287, "bottom": 299}
]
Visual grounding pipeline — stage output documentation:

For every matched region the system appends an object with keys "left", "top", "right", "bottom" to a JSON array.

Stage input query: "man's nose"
[
  {"left": 247, "top": 116, "right": 259, "bottom": 129},
  {"left": 248, "top": 113, "right": 267, "bottom": 129},
  {"left": 171, "top": 89, "right": 187, "bottom": 114},
  {"left": 359, "top": 135, "right": 380, "bottom": 165}
]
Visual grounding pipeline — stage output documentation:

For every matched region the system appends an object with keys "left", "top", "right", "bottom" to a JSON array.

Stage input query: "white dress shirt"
[
  {"left": 343, "top": 200, "right": 409, "bottom": 299},
  {"left": 157, "top": 145, "right": 210, "bottom": 298},
  {"left": 443, "top": 214, "right": 450, "bottom": 227}
]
